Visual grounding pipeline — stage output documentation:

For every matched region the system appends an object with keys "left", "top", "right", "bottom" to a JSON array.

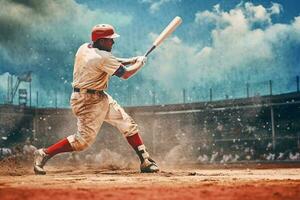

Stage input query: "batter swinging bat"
[{"left": 144, "top": 16, "right": 182, "bottom": 57}]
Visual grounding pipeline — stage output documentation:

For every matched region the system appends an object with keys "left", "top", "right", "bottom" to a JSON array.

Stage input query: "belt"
[{"left": 73, "top": 87, "right": 104, "bottom": 95}]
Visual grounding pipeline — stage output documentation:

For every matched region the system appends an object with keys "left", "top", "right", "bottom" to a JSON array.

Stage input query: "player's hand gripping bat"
[{"left": 144, "top": 16, "right": 182, "bottom": 57}]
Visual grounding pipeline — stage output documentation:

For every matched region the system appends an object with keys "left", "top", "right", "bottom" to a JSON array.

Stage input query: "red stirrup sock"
[
  {"left": 44, "top": 138, "right": 74, "bottom": 158},
  {"left": 126, "top": 133, "right": 143, "bottom": 150},
  {"left": 126, "top": 133, "right": 148, "bottom": 163}
]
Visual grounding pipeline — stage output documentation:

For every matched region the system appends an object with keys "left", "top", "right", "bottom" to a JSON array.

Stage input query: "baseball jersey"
[{"left": 72, "top": 43, "right": 122, "bottom": 91}]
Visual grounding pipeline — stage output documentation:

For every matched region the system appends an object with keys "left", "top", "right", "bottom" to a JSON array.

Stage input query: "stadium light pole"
[
  {"left": 270, "top": 106, "right": 276, "bottom": 150},
  {"left": 36, "top": 91, "right": 39, "bottom": 108},
  {"left": 55, "top": 92, "right": 58, "bottom": 109},
  {"left": 182, "top": 88, "right": 186, "bottom": 103},
  {"left": 7, "top": 75, "right": 10, "bottom": 103},
  {"left": 29, "top": 81, "right": 31, "bottom": 108},
  {"left": 269, "top": 80, "right": 273, "bottom": 96},
  {"left": 246, "top": 83, "right": 250, "bottom": 98},
  {"left": 297, "top": 76, "right": 299, "bottom": 92},
  {"left": 152, "top": 90, "right": 156, "bottom": 105}
]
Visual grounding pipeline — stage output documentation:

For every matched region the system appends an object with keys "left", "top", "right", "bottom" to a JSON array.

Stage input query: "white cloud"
[
  {"left": 170, "top": 36, "right": 181, "bottom": 43},
  {"left": 0, "top": 0, "right": 132, "bottom": 66},
  {"left": 292, "top": 16, "right": 300, "bottom": 36},
  {"left": 196, "top": 2, "right": 282, "bottom": 28},
  {"left": 244, "top": 2, "right": 282, "bottom": 25},
  {"left": 195, "top": 10, "right": 219, "bottom": 25},
  {"left": 141, "top": 0, "right": 181, "bottom": 13},
  {"left": 269, "top": 2, "right": 282, "bottom": 15},
  {"left": 197, "top": 47, "right": 212, "bottom": 59},
  {"left": 245, "top": 3, "right": 269, "bottom": 22}
]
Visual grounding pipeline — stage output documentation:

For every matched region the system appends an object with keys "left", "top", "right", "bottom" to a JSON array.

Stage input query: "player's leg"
[
  {"left": 34, "top": 93, "right": 109, "bottom": 175},
  {"left": 104, "top": 96, "right": 159, "bottom": 173},
  {"left": 33, "top": 137, "right": 73, "bottom": 175},
  {"left": 125, "top": 133, "right": 159, "bottom": 173}
]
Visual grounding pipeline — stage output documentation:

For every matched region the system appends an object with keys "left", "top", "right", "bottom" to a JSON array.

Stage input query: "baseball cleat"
[
  {"left": 140, "top": 158, "right": 159, "bottom": 173},
  {"left": 33, "top": 149, "right": 50, "bottom": 175}
]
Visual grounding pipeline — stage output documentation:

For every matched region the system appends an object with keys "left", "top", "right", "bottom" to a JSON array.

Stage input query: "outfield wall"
[{"left": 1, "top": 92, "right": 300, "bottom": 162}]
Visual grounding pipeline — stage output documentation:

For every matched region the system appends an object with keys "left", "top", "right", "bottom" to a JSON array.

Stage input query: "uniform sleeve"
[
  {"left": 101, "top": 53, "right": 122, "bottom": 76},
  {"left": 113, "top": 65, "right": 126, "bottom": 77}
]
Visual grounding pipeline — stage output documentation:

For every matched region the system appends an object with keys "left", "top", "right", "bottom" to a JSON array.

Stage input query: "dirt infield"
[{"left": 0, "top": 163, "right": 300, "bottom": 200}]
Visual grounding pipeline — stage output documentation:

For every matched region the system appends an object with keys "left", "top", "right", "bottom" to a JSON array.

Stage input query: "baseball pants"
[{"left": 67, "top": 91, "right": 139, "bottom": 151}]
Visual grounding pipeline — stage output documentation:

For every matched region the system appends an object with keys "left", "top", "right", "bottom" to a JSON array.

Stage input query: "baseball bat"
[{"left": 144, "top": 16, "right": 182, "bottom": 57}]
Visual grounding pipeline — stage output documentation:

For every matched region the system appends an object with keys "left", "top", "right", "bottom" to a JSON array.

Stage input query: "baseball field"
[{"left": 0, "top": 161, "right": 299, "bottom": 200}]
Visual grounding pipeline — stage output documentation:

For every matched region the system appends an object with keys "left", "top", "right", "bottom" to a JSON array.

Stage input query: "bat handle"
[{"left": 144, "top": 45, "right": 156, "bottom": 57}]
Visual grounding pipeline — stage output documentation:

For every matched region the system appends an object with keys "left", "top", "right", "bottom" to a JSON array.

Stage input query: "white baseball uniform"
[{"left": 67, "top": 43, "right": 139, "bottom": 151}]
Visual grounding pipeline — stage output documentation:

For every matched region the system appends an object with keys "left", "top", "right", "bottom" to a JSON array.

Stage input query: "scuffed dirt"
[{"left": 0, "top": 162, "right": 300, "bottom": 200}]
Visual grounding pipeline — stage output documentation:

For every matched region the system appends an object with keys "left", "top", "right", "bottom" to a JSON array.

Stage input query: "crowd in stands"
[
  {"left": 0, "top": 137, "right": 37, "bottom": 163},
  {"left": 197, "top": 141, "right": 300, "bottom": 164}
]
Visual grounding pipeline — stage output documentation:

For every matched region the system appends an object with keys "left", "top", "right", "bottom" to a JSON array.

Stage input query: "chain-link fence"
[{"left": 0, "top": 75, "right": 299, "bottom": 108}]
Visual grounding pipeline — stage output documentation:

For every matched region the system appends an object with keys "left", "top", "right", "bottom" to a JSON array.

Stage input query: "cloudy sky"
[{"left": 0, "top": 0, "right": 300, "bottom": 107}]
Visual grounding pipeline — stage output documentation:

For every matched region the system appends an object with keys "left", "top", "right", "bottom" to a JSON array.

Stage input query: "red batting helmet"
[{"left": 91, "top": 24, "right": 120, "bottom": 42}]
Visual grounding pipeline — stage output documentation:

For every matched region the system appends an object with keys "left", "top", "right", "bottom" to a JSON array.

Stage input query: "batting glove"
[
  {"left": 136, "top": 56, "right": 147, "bottom": 65},
  {"left": 129, "top": 56, "right": 138, "bottom": 64}
]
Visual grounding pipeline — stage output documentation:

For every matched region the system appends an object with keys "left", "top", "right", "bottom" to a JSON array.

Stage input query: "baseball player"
[{"left": 33, "top": 24, "right": 159, "bottom": 174}]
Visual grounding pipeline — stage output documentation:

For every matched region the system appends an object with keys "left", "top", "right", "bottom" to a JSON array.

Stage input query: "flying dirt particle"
[{"left": 188, "top": 172, "right": 197, "bottom": 176}]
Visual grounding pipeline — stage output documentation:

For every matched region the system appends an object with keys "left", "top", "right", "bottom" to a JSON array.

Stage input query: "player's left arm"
[
  {"left": 114, "top": 56, "right": 147, "bottom": 80},
  {"left": 115, "top": 57, "right": 138, "bottom": 66}
]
